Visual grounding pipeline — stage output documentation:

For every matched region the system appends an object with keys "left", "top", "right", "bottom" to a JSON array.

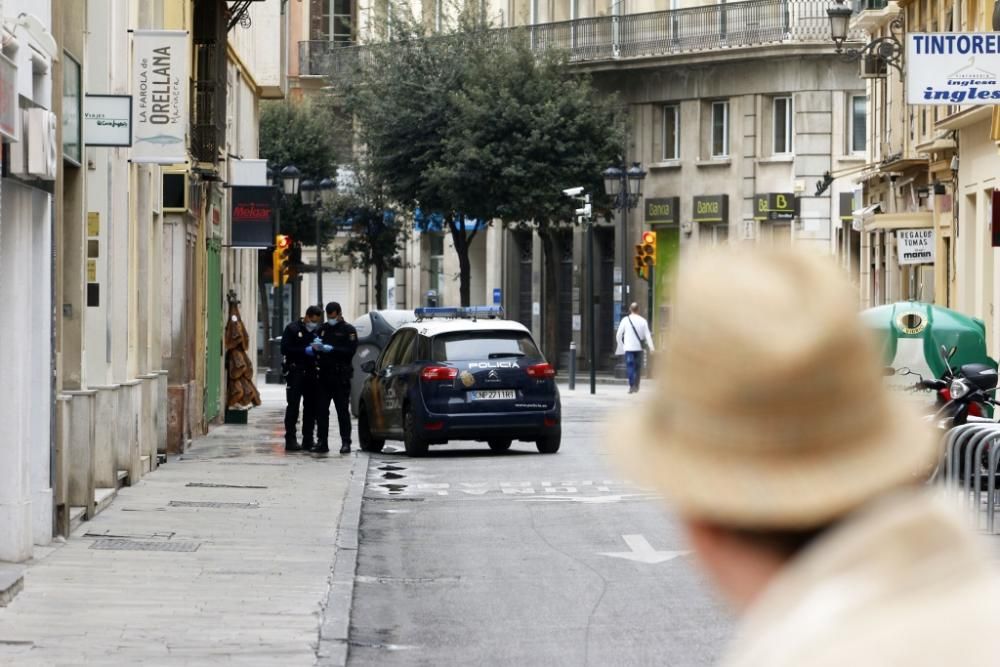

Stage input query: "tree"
[
  {"left": 325, "top": 164, "right": 409, "bottom": 310},
  {"left": 337, "top": 9, "right": 622, "bottom": 318},
  {"left": 259, "top": 100, "right": 340, "bottom": 246}
]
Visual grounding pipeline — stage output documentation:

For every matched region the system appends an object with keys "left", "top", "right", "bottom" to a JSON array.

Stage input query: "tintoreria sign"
[
  {"left": 907, "top": 33, "right": 1000, "bottom": 105},
  {"left": 131, "top": 30, "right": 189, "bottom": 164}
]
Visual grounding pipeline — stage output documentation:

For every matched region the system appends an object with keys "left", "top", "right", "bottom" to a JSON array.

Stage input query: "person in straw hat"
[{"left": 613, "top": 245, "right": 1000, "bottom": 667}]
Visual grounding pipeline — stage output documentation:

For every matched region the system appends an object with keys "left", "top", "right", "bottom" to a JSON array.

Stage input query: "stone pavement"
[{"left": 0, "top": 381, "right": 365, "bottom": 666}]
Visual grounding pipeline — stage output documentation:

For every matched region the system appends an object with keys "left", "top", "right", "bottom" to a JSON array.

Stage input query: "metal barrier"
[{"left": 940, "top": 422, "right": 1000, "bottom": 532}]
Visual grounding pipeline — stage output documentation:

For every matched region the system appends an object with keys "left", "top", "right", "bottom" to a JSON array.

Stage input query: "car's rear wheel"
[
  {"left": 358, "top": 404, "right": 385, "bottom": 453},
  {"left": 488, "top": 439, "right": 512, "bottom": 452},
  {"left": 536, "top": 431, "right": 561, "bottom": 454},
  {"left": 403, "top": 409, "right": 429, "bottom": 457}
]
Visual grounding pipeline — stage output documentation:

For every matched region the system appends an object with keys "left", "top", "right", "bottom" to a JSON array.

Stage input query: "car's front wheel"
[
  {"left": 536, "top": 431, "right": 561, "bottom": 454},
  {"left": 358, "top": 404, "right": 385, "bottom": 453},
  {"left": 403, "top": 409, "right": 429, "bottom": 457},
  {"left": 488, "top": 439, "right": 512, "bottom": 452}
]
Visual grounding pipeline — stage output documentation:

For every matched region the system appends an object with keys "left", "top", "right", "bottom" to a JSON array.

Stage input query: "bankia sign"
[{"left": 231, "top": 186, "right": 275, "bottom": 248}]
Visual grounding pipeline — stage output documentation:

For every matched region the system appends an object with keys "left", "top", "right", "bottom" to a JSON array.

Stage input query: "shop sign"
[
  {"left": 0, "top": 53, "right": 17, "bottom": 142},
  {"left": 906, "top": 33, "right": 1000, "bottom": 105},
  {"left": 84, "top": 95, "right": 132, "bottom": 147},
  {"left": 692, "top": 195, "right": 728, "bottom": 223},
  {"left": 754, "top": 193, "right": 797, "bottom": 220},
  {"left": 132, "top": 30, "right": 189, "bottom": 164},
  {"left": 645, "top": 197, "right": 679, "bottom": 225},
  {"left": 64, "top": 52, "right": 82, "bottom": 164},
  {"left": 231, "top": 186, "right": 275, "bottom": 248},
  {"left": 897, "top": 229, "right": 935, "bottom": 264}
]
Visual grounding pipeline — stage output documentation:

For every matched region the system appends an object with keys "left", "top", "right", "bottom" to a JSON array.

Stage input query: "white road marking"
[
  {"left": 599, "top": 534, "right": 690, "bottom": 564},
  {"left": 514, "top": 494, "right": 655, "bottom": 504}
]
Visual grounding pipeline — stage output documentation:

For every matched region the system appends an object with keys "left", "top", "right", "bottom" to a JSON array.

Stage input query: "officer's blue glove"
[
  {"left": 320, "top": 344, "right": 333, "bottom": 353},
  {"left": 304, "top": 345, "right": 315, "bottom": 357}
]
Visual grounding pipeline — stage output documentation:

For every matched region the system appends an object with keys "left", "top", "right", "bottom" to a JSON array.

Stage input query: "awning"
[
  {"left": 878, "top": 157, "right": 929, "bottom": 174},
  {"left": 936, "top": 105, "right": 992, "bottom": 131},
  {"left": 863, "top": 211, "right": 934, "bottom": 232}
]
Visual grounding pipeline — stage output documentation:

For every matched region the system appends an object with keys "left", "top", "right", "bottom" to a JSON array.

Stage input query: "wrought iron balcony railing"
[{"left": 298, "top": 0, "right": 864, "bottom": 78}]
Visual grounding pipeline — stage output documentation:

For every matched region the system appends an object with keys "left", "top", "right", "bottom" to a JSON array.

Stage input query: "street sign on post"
[{"left": 493, "top": 288, "right": 502, "bottom": 305}]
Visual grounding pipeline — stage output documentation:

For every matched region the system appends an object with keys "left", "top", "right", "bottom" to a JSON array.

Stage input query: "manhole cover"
[
  {"left": 90, "top": 539, "right": 200, "bottom": 552},
  {"left": 186, "top": 483, "right": 268, "bottom": 489},
  {"left": 168, "top": 501, "right": 259, "bottom": 509}
]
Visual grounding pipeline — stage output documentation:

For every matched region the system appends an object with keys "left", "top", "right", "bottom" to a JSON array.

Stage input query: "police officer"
[
  {"left": 315, "top": 302, "right": 358, "bottom": 454},
  {"left": 280, "top": 305, "right": 324, "bottom": 452}
]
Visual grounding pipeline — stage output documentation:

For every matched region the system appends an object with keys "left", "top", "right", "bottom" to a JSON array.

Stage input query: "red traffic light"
[
  {"left": 276, "top": 234, "right": 291, "bottom": 249},
  {"left": 641, "top": 231, "right": 656, "bottom": 245}
]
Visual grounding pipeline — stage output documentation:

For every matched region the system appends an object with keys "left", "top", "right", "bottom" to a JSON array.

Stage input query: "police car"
[{"left": 356, "top": 306, "right": 561, "bottom": 456}]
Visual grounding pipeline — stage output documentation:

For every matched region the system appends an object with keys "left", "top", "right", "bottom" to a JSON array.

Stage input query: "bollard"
[{"left": 568, "top": 341, "right": 577, "bottom": 391}]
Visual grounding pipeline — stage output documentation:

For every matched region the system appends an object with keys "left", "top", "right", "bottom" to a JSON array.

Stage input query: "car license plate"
[{"left": 470, "top": 390, "right": 516, "bottom": 401}]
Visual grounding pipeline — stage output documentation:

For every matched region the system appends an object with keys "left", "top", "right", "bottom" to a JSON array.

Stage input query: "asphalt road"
[{"left": 346, "top": 385, "right": 734, "bottom": 667}]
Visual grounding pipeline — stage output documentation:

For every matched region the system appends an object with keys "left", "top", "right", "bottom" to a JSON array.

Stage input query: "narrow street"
[
  {"left": 341, "top": 385, "right": 732, "bottom": 667},
  {"left": 0, "top": 382, "right": 732, "bottom": 666}
]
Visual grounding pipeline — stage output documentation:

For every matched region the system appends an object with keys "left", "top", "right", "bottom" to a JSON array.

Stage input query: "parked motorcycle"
[{"left": 892, "top": 345, "right": 998, "bottom": 429}]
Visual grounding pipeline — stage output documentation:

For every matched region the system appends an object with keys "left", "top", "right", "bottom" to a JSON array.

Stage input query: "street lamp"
[
  {"left": 265, "top": 163, "right": 306, "bottom": 384},
  {"left": 299, "top": 176, "right": 336, "bottom": 306},
  {"left": 826, "top": 0, "right": 903, "bottom": 74},
  {"left": 603, "top": 161, "right": 646, "bottom": 378}
]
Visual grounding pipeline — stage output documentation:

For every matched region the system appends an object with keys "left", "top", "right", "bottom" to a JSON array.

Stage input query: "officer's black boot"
[
  {"left": 339, "top": 442, "right": 351, "bottom": 454},
  {"left": 285, "top": 437, "right": 301, "bottom": 452},
  {"left": 314, "top": 441, "right": 330, "bottom": 454}
]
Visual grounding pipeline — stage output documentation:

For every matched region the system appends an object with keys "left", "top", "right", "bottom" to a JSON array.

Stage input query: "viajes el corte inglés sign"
[
  {"left": 907, "top": 33, "right": 1000, "bottom": 105},
  {"left": 897, "top": 229, "right": 935, "bottom": 265},
  {"left": 132, "top": 30, "right": 189, "bottom": 164}
]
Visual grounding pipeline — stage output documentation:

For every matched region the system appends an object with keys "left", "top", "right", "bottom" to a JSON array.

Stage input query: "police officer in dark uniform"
[
  {"left": 315, "top": 302, "right": 359, "bottom": 454},
  {"left": 280, "top": 305, "right": 324, "bottom": 452}
]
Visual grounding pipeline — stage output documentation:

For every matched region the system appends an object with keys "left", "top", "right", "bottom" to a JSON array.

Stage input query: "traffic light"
[
  {"left": 634, "top": 231, "right": 657, "bottom": 281},
  {"left": 634, "top": 244, "right": 647, "bottom": 280},
  {"left": 272, "top": 234, "right": 291, "bottom": 286}
]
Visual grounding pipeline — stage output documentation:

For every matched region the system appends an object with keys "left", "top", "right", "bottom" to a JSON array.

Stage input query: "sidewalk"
[{"left": 0, "top": 382, "right": 364, "bottom": 666}]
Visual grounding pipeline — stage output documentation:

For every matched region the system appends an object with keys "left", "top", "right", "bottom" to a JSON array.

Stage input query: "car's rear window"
[{"left": 431, "top": 331, "right": 541, "bottom": 361}]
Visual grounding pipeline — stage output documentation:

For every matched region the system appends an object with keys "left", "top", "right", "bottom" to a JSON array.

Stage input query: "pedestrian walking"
[
  {"left": 315, "top": 302, "right": 358, "bottom": 454},
  {"left": 615, "top": 302, "right": 654, "bottom": 393},
  {"left": 280, "top": 305, "right": 324, "bottom": 452},
  {"left": 612, "top": 246, "right": 1000, "bottom": 667}
]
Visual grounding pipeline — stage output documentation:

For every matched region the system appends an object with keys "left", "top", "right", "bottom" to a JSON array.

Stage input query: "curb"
[
  {"left": 0, "top": 563, "right": 24, "bottom": 607},
  {"left": 316, "top": 451, "right": 370, "bottom": 666}
]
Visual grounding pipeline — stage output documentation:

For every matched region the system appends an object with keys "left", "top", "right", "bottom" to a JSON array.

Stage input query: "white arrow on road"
[{"left": 599, "top": 534, "right": 690, "bottom": 564}]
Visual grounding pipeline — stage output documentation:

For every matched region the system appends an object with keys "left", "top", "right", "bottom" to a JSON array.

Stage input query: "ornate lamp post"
[
  {"left": 603, "top": 161, "right": 646, "bottom": 376},
  {"left": 299, "top": 176, "right": 337, "bottom": 306},
  {"left": 265, "top": 164, "right": 303, "bottom": 384},
  {"left": 827, "top": 0, "right": 903, "bottom": 74}
]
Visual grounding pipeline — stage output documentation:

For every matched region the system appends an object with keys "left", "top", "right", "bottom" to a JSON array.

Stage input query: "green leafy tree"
[
  {"left": 336, "top": 8, "right": 622, "bottom": 357},
  {"left": 325, "top": 164, "right": 409, "bottom": 309},
  {"left": 259, "top": 100, "right": 340, "bottom": 246}
]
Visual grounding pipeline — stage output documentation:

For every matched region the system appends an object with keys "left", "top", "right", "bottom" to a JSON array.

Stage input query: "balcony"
[
  {"left": 850, "top": 0, "right": 897, "bottom": 33},
  {"left": 299, "top": 0, "right": 864, "bottom": 78}
]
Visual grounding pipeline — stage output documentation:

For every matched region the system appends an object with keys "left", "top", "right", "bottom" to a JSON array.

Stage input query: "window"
[
  {"left": 850, "top": 95, "right": 867, "bottom": 153},
  {"left": 662, "top": 104, "right": 679, "bottom": 161},
  {"left": 773, "top": 96, "right": 792, "bottom": 154},
  {"left": 429, "top": 233, "right": 444, "bottom": 296},
  {"left": 309, "top": 0, "right": 355, "bottom": 44},
  {"left": 431, "top": 331, "right": 541, "bottom": 361},
  {"left": 711, "top": 101, "right": 729, "bottom": 158}
]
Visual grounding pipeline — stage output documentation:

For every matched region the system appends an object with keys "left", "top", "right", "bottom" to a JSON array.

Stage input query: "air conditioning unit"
[{"left": 860, "top": 54, "right": 887, "bottom": 79}]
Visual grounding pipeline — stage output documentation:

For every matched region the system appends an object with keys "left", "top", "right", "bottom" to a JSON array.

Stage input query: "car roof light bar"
[{"left": 414, "top": 306, "right": 505, "bottom": 321}]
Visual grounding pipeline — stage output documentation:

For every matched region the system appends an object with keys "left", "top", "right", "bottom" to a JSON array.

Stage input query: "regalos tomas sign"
[
  {"left": 132, "top": 30, "right": 189, "bottom": 164},
  {"left": 897, "top": 229, "right": 935, "bottom": 265},
  {"left": 907, "top": 33, "right": 1000, "bottom": 105}
]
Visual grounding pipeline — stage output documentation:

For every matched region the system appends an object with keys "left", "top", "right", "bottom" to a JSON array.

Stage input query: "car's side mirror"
[{"left": 361, "top": 360, "right": 376, "bottom": 375}]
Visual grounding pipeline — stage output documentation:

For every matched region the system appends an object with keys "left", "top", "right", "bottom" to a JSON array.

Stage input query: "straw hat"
[{"left": 612, "top": 245, "right": 938, "bottom": 530}]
